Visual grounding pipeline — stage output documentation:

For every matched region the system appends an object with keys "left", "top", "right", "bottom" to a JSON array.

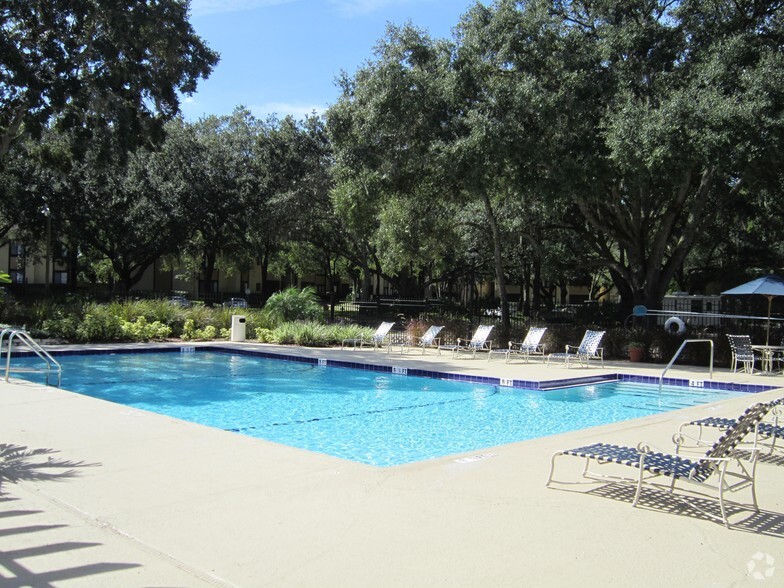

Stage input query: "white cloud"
[
  {"left": 189, "top": 0, "right": 297, "bottom": 18},
  {"left": 249, "top": 101, "right": 327, "bottom": 119}
]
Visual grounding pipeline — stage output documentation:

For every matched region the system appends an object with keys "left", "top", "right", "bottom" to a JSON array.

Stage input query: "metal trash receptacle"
[{"left": 230, "top": 315, "right": 246, "bottom": 342}]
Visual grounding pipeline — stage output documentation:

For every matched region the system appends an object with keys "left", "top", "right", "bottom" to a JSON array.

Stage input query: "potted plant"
[{"left": 628, "top": 341, "right": 646, "bottom": 362}]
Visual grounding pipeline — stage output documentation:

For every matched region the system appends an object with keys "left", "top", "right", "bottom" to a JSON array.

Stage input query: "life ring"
[{"left": 664, "top": 316, "right": 686, "bottom": 335}]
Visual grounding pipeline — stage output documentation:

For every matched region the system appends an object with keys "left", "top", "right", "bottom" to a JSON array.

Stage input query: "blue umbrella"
[{"left": 722, "top": 274, "right": 784, "bottom": 345}]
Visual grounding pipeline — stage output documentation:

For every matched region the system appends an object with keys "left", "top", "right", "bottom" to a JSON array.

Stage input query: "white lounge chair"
[
  {"left": 488, "top": 327, "right": 547, "bottom": 363},
  {"left": 438, "top": 325, "right": 494, "bottom": 358},
  {"left": 388, "top": 325, "right": 444, "bottom": 354},
  {"left": 546, "top": 329, "right": 605, "bottom": 368},
  {"left": 341, "top": 321, "right": 395, "bottom": 350}
]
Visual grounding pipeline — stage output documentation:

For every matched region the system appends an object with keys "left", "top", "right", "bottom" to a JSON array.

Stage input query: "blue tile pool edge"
[{"left": 9, "top": 344, "right": 779, "bottom": 394}]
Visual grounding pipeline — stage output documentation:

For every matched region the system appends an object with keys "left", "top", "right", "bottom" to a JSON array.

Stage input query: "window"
[
  {"left": 53, "top": 271, "right": 68, "bottom": 285},
  {"left": 9, "top": 270, "right": 24, "bottom": 283},
  {"left": 9, "top": 242, "right": 23, "bottom": 257}
]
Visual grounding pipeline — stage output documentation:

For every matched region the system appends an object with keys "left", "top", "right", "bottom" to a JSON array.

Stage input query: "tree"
[
  {"left": 453, "top": 0, "right": 784, "bottom": 312},
  {"left": 169, "top": 110, "right": 265, "bottom": 294},
  {"left": 0, "top": 0, "right": 218, "bottom": 158},
  {"left": 42, "top": 125, "right": 192, "bottom": 292}
]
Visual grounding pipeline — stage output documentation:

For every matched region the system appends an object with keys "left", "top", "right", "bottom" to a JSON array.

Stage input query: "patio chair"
[
  {"left": 546, "top": 401, "right": 773, "bottom": 528},
  {"left": 727, "top": 334, "right": 756, "bottom": 374},
  {"left": 677, "top": 397, "right": 784, "bottom": 455},
  {"left": 341, "top": 321, "right": 395, "bottom": 351},
  {"left": 438, "top": 325, "right": 494, "bottom": 358},
  {"left": 488, "top": 327, "right": 547, "bottom": 363},
  {"left": 389, "top": 325, "right": 444, "bottom": 355},
  {"left": 546, "top": 330, "right": 605, "bottom": 368}
]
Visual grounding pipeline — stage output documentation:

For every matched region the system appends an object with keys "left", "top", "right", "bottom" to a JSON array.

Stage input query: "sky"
[{"left": 181, "top": 0, "right": 481, "bottom": 121}]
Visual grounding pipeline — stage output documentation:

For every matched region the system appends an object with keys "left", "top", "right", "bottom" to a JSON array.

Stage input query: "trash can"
[{"left": 230, "top": 315, "right": 246, "bottom": 342}]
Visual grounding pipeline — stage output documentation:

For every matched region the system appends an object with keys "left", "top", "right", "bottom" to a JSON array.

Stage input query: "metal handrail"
[
  {"left": 2, "top": 327, "right": 61, "bottom": 387},
  {"left": 659, "top": 339, "right": 713, "bottom": 394}
]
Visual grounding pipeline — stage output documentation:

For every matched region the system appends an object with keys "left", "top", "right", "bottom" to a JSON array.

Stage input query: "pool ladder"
[
  {"left": 658, "top": 339, "right": 713, "bottom": 394},
  {"left": 0, "top": 327, "right": 61, "bottom": 387}
]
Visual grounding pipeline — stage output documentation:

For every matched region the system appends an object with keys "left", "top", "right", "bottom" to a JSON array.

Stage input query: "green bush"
[
  {"left": 255, "top": 328, "right": 275, "bottom": 343},
  {"left": 264, "top": 287, "right": 323, "bottom": 325},
  {"left": 120, "top": 316, "right": 172, "bottom": 342},
  {"left": 76, "top": 313, "right": 124, "bottom": 342},
  {"left": 181, "top": 319, "right": 219, "bottom": 341}
]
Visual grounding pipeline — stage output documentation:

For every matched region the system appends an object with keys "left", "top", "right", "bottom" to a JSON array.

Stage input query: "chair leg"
[
  {"left": 545, "top": 452, "right": 565, "bottom": 487},
  {"left": 717, "top": 464, "right": 730, "bottom": 528}
]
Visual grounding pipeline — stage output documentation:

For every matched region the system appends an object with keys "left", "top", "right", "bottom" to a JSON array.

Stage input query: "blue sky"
[{"left": 182, "top": 0, "right": 481, "bottom": 121}]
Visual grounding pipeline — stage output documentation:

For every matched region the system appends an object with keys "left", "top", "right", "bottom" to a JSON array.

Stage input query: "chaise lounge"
[
  {"left": 341, "top": 321, "right": 395, "bottom": 351},
  {"left": 546, "top": 329, "right": 605, "bottom": 368},
  {"left": 546, "top": 402, "right": 773, "bottom": 528},
  {"left": 438, "top": 325, "right": 494, "bottom": 358}
]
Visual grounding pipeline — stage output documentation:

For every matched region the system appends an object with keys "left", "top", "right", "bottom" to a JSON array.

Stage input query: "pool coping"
[{"left": 14, "top": 342, "right": 778, "bottom": 395}]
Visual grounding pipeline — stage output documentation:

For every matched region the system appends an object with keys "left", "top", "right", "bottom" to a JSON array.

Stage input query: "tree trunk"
[{"left": 480, "top": 191, "right": 510, "bottom": 341}]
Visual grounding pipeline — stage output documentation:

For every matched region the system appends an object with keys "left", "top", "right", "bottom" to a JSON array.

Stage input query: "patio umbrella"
[{"left": 721, "top": 274, "right": 784, "bottom": 345}]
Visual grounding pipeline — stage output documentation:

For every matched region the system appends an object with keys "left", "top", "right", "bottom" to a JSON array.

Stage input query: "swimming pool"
[{"left": 14, "top": 350, "right": 757, "bottom": 466}]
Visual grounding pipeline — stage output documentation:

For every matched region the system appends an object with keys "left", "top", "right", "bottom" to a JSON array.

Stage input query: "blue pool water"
[{"left": 16, "top": 351, "right": 747, "bottom": 466}]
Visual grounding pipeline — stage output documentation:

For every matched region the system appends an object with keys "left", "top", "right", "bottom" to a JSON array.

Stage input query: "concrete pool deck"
[{"left": 0, "top": 341, "right": 782, "bottom": 586}]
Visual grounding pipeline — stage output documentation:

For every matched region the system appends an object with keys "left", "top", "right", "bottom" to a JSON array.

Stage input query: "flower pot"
[{"left": 628, "top": 347, "right": 645, "bottom": 362}]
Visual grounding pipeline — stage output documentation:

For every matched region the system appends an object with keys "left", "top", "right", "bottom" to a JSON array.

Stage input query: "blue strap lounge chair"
[
  {"left": 546, "top": 329, "right": 605, "bottom": 368},
  {"left": 546, "top": 402, "right": 772, "bottom": 528},
  {"left": 389, "top": 325, "right": 444, "bottom": 355},
  {"left": 678, "top": 397, "right": 784, "bottom": 455},
  {"left": 438, "top": 325, "right": 494, "bottom": 358},
  {"left": 488, "top": 327, "right": 547, "bottom": 363},
  {"left": 341, "top": 321, "right": 395, "bottom": 351}
]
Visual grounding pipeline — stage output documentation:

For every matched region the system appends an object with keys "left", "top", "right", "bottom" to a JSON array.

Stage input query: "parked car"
[
  {"left": 169, "top": 295, "right": 191, "bottom": 308},
  {"left": 223, "top": 297, "right": 248, "bottom": 308}
]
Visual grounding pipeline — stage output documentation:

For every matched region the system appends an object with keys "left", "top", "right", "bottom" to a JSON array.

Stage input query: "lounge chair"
[
  {"left": 388, "top": 325, "right": 444, "bottom": 355},
  {"left": 438, "top": 325, "right": 494, "bottom": 358},
  {"left": 488, "top": 327, "right": 547, "bottom": 363},
  {"left": 727, "top": 334, "right": 756, "bottom": 373},
  {"left": 678, "top": 397, "right": 784, "bottom": 455},
  {"left": 546, "top": 329, "right": 605, "bottom": 368},
  {"left": 341, "top": 321, "right": 395, "bottom": 351},
  {"left": 546, "top": 402, "right": 772, "bottom": 528}
]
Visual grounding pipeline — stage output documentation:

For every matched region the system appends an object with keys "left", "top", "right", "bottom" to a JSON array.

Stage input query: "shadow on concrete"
[
  {"left": 0, "top": 443, "right": 100, "bottom": 493},
  {"left": 586, "top": 482, "right": 784, "bottom": 537},
  {"left": 0, "top": 444, "right": 142, "bottom": 584}
]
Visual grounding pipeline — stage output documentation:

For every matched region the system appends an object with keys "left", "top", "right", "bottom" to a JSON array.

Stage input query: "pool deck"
[{"left": 0, "top": 341, "right": 783, "bottom": 587}]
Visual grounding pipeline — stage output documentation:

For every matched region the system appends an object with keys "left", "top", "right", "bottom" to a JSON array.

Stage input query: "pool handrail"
[
  {"left": 1, "top": 327, "right": 61, "bottom": 387},
  {"left": 659, "top": 339, "right": 713, "bottom": 394}
]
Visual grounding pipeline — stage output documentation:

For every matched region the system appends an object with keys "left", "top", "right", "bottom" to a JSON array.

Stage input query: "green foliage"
[
  {"left": 263, "top": 287, "right": 324, "bottom": 325},
  {"left": 180, "top": 319, "right": 219, "bottom": 341},
  {"left": 1, "top": 0, "right": 218, "bottom": 159},
  {"left": 120, "top": 317, "right": 172, "bottom": 342},
  {"left": 76, "top": 313, "right": 124, "bottom": 342},
  {"left": 255, "top": 328, "right": 275, "bottom": 343}
]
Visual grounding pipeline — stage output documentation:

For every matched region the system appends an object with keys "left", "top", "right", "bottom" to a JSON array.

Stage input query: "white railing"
[
  {"left": 0, "top": 327, "right": 62, "bottom": 387},
  {"left": 659, "top": 339, "right": 713, "bottom": 394}
]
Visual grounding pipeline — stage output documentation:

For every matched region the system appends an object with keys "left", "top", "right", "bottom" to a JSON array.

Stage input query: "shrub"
[
  {"left": 41, "top": 316, "right": 81, "bottom": 340},
  {"left": 120, "top": 317, "right": 172, "bottom": 342},
  {"left": 181, "top": 319, "right": 218, "bottom": 341},
  {"left": 264, "top": 287, "right": 323, "bottom": 325},
  {"left": 255, "top": 328, "right": 275, "bottom": 343},
  {"left": 76, "top": 313, "right": 124, "bottom": 342},
  {"left": 329, "top": 324, "right": 374, "bottom": 345}
]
